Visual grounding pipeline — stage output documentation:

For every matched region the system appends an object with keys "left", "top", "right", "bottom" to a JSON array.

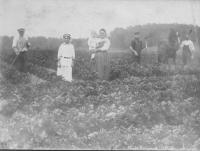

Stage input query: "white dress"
[{"left": 57, "top": 43, "right": 75, "bottom": 82}]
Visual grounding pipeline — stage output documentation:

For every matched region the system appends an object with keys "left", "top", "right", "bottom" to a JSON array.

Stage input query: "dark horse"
[{"left": 157, "top": 29, "right": 180, "bottom": 65}]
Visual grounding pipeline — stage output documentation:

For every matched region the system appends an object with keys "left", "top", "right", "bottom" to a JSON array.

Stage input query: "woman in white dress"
[{"left": 57, "top": 34, "right": 75, "bottom": 82}]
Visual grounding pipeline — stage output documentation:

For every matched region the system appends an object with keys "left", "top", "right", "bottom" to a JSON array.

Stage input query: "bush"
[
  {"left": 1, "top": 70, "right": 200, "bottom": 149},
  {"left": 0, "top": 61, "right": 30, "bottom": 84}
]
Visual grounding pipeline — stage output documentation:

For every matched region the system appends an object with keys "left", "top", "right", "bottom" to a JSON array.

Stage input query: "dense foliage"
[
  {"left": 0, "top": 23, "right": 200, "bottom": 149},
  {"left": 1, "top": 60, "right": 200, "bottom": 149},
  {"left": 1, "top": 45, "right": 200, "bottom": 149}
]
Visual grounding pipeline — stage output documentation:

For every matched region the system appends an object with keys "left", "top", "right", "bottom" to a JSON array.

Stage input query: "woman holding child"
[{"left": 88, "top": 28, "right": 111, "bottom": 80}]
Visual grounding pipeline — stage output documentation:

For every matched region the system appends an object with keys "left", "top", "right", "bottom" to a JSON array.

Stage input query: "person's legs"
[
  {"left": 13, "top": 54, "right": 20, "bottom": 70},
  {"left": 136, "top": 54, "right": 141, "bottom": 64},
  {"left": 129, "top": 54, "right": 135, "bottom": 64},
  {"left": 57, "top": 66, "right": 62, "bottom": 76},
  {"left": 183, "top": 50, "right": 192, "bottom": 67},
  {"left": 90, "top": 58, "right": 96, "bottom": 72},
  {"left": 182, "top": 50, "right": 187, "bottom": 67},
  {"left": 21, "top": 52, "right": 27, "bottom": 73},
  {"left": 63, "top": 67, "right": 72, "bottom": 82},
  {"left": 95, "top": 53, "right": 104, "bottom": 79},
  {"left": 14, "top": 53, "right": 23, "bottom": 72},
  {"left": 187, "top": 50, "right": 192, "bottom": 66},
  {"left": 172, "top": 52, "right": 176, "bottom": 65}
]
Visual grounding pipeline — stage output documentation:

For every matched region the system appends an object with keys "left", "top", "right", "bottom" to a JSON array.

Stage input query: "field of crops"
[{"left": 1, "top": 47, "right": 200, "bottom": 150}]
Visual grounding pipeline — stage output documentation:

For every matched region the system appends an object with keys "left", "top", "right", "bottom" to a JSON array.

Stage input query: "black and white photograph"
[{"left": 0, "top": 0, "right": 200, "bottom": 150}]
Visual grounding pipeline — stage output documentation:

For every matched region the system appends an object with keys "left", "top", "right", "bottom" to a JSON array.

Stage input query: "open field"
[
  {"left": 1, "top": 62, "right": 200, "bottom": 149},
  {"left": 1, "top": 45, "right": 200, "bottom": 149}
]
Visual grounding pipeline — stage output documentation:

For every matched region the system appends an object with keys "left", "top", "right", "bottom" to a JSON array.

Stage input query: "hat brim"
[
  {"left": 17, "top": 28, "right": 25, "bottom": 32},
  {"left": 63, "top": 34, "right": 71, "bottom": 39}
]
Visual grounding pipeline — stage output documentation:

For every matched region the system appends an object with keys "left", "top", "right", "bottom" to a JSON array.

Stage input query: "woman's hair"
[
  {"left": 99, "top": 28, "right": 107, "bottom": 35},
  {"left": 63, "top": 33, "right": 71, "bottom": 39}
]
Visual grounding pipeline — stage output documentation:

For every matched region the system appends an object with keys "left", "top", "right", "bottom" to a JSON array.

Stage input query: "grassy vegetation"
[{"left": 1, "top": 46, "right": 200, "bottom": 149}]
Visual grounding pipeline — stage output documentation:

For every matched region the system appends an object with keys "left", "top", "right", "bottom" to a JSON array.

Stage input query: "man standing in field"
[
  {"left": 57, "top": 34, "right": 75, "bottom": 82},
  {"left": 12, "top": 28, "right": 31, "bottom": 72},
  {"left": 129, "top": 32, "right": 145, "bottom": 64}
]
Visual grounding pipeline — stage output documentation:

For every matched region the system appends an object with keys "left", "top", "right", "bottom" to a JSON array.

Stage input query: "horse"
[{"left": 157, "top": 29, "right": 181, "bottom": 66}]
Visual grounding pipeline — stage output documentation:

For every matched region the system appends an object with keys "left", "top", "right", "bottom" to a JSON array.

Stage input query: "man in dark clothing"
[{"left": 129, "top": 32, "right": 145, "bottom": 64}]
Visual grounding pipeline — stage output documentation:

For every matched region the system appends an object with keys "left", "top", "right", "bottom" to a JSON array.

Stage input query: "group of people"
[
  {"left": 11, "top": 27, "right": 196, "bottom": 82},
  {"left": 158, "top": 29, "right": 196, "bottom": 67},
  {"left": 57, "top": 28, "right": 111, "bottom": 82},
  {"left": 11, "top": 28, "right": 112, "bottom": 82}
]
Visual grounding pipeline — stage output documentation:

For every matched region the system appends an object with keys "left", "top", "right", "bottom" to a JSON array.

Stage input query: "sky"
[{"left": 0, "top": 0, "right": 200, "bottom": 38}]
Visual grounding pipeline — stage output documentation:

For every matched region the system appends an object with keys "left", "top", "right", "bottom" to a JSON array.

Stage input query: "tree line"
[{"left": 0, "top": 23, "right": 200, "bottom": 52}]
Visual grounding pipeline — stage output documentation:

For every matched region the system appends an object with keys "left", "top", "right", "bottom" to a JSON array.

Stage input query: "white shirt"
[
  {"left": 88, "top": 37, "right": 101, "bottom": 50},
  {"left": 180, "top": 40, "right": 195, "bottom": 52},
  {"left": 12, "top": 35, "right": 29, "bottom": 52},
  {"left": 98, "top": 38, "right": 111, "bottom": 51},
  {"left": 58, "top": 43, "right": 75, "bottom": 59},
  {"left": 88, "top": 37, "right": 99, "bottom": 50}
]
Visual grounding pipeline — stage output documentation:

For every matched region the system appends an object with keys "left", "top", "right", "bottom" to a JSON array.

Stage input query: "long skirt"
[
  {"left": 182, "top": 49, "right": 192, "bottom": 66},
  {"left": 57, "top": 58, "right": 73, "bottom": 82},
  {"left": 94, "top": 51, "right": 110, "bottom": 80}
]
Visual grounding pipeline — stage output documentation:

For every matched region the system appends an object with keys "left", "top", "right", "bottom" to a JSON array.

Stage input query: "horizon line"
[{"left": 0, "top": 23, "right": 199, "bottom": 39}]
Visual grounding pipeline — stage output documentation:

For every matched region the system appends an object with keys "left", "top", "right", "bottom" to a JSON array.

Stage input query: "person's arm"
[
  {"left": 25, "top": 36, "right": 31, "bottom": 50},
  {"left": 71, "top": 45, "right": 75, "bottom": 67},
  {"left": 12, "top": 36, "right": 19, "bottom": 55},
  {"left": 129, "top": 41, "right": 138, "bottom": 56},
  {"left": 189, "top": 41, "right": 195, "bottom": 52},
  {"left": 180, "top": 41, "right": 185, "bottom": 49},
  {"left": 57, "top": 45, "right": 62, "bottom": 66},
  {"left": 88, "top": 38, "right": 96, "bottom": 53},
  {"left": 72, "top": 45, "right": 75, "bottom": 60},
  {"left": 189, "top": 41, "right": 195, "bottom": 59},
  {"left": 23, "top": 36, "right": 30, "bottom": 51},
  {"left": 142, "top": 40, "right": 146, "bottom": 49},
  {"left": 98, "top": 39, "right": 111, "bottom": 52}
]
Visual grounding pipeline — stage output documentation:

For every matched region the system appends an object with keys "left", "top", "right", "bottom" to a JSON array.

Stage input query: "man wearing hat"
[
  {"left": 12, "top": 28, "right": 31, "bottom": 72},
  {"left": 129, "top": 31, "right": 145, "bottom": 64},
  {"left": 57, "top": 34, "right": 75, "bottom": 82}
]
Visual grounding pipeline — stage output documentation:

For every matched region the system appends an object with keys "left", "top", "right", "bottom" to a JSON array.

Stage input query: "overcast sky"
[{"left": 0, "top": 0, "right": 200, "bottom": 38}]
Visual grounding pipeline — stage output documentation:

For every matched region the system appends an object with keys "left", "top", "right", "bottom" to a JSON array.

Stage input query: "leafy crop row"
[
  {"left": 1, "top": 49, "right": 200, "bottom": 149},
  {"left": 1, "top": 65, "right": 200, "bottom": 149}
]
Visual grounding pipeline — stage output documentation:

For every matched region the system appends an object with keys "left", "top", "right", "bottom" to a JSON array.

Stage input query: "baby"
[{"left": 88, "top": 31, "right": 100, "bottom": 60}]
